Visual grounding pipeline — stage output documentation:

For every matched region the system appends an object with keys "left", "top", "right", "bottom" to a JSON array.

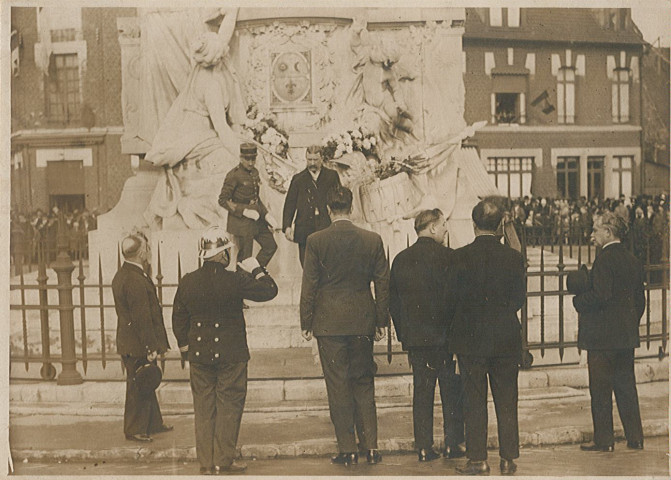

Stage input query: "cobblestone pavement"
[{"left": 11, "top": 435, "right": 669, "bottom": 477}]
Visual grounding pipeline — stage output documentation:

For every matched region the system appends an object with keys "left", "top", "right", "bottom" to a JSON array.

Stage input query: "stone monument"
[{"left": 91, "top": 7, "right": 497, "bottom": 284}]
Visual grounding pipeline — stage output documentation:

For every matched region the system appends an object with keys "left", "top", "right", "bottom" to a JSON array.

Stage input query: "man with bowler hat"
[
  {"left": 573, "top": 212, "right": 645, "bottom": 453},
  {"left": 282, "top": 145, "right": 341, "bottom": 267},
  {"left": 446, "top": 199, "right": 526, "bottom": 475},
  {"left": 390, "top": 208, "right": 465, "bottom": 462},
  {"left": 218, "top": 143, "right": 278, "bottom": 267},
  {"left": 172, "top": 227, "right": 278, "bottom": 474},
  {"left": 112, "top": 231, "right": 172, "bottom": 443}
]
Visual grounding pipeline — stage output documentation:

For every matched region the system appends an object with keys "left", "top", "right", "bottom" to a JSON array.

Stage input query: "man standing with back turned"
[
  {"left": 112, "top": 232, "right": 172, "bottom": 443},
  {"left": 300, "top": 186, "right": 389, "bottom": 467},
  {"left": 390, "top": 208, "right": 465, "bottom": 462},
  {"left": 446, "top": 199, "right": 526, "bottom": 475},
  {"left": 572, "top": 211, "right": 645, "bottom": 453},
  {"left": 172, "top": 227, "right": 278, "bottom": 474}
]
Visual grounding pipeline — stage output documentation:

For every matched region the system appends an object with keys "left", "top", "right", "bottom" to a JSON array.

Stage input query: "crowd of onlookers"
[
  {"left": 508, "top": 193, "right": 670, "bottom": 270},
  {"left": 10, "top": 206, "right": 98, "bottom": 269}
]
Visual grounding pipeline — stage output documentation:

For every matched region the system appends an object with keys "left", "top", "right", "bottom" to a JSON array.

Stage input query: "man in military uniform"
[
  {"left": 218, "top": 143, "right": 278, "bottom": 267},
  {"left": 172, "top": 227, "right": 278, "bottom": 475}
]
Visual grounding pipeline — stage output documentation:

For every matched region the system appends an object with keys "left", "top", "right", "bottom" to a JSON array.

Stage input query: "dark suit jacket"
[
  {"left": 300, "top": 219, "right": 390, "bottom": 336},
  {"left": 446, "top": 235, "right": 526, "bottom": 357},
  {"left": 389, "top": 237, "right": 453, "bottom": 350},
  {"left": 172, "top": 261, "right": 278, "bottom": 364},
  {"left": 282, "top": 168, "right": 341, "bottom": 244},
  {"left": 573, "top": 242, "right": 645, "bottom": 350},
  {"left": 112, "top": 262, "right": 170, "bottom": 357}
]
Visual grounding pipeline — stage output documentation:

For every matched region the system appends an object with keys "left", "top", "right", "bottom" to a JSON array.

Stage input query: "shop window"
[
  {"left": 612, "top": 155, "right": 633, "bottom": 197},
  {"left": 556, "top": 156, "right": 580, "bottom": 199},
  {"left": 487, "top": 156, "right": 534, "bottom": 197}
]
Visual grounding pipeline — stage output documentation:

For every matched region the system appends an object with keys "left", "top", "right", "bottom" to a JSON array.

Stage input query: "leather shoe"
[
  {"left": 580, "top": 442, "right": 614, "bottom": 452},
  {"left": 366, "top": 449, "right": 382, "bottom": 464},
  {"left": 156, "top": 424, "right": 174, "bottom": 434},
  {"left": 125, "top": 433, "right": 152, "bottom": 443},
  {"left": 500, "top": 458, "right": 517, "bottom": 475},
  {"left": 331, "top": 452, "right": 358, "bottom": 466},
  {"left": 443, "top": 444, "right": 467, "bottom": 459},
  {"left": 199, "top": 466, "right": 213, "bottom": 475},
  {"left": 627, "top": 440, "right": 644, "bottom": 450},
  {"left": 214, "top": 460, "right": 247, "bottom": 473},
  {"left": 418, "top": 448, "right": 441, "bottom": 462},
  {"left": 456, "top": 460, "right": 491, "bottom": 475}
]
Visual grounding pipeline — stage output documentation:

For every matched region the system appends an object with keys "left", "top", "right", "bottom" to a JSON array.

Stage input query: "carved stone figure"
[
  {"left": 144, "top": 9, "right": 246, "bottom": 229},
  {"left": 347, "top": 18, "right": 417, "bottom": 147}
]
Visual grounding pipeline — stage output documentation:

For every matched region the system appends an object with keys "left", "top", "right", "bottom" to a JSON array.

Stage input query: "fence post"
[
  {"left": 53, "top": 213, "right": 83, "bottom": 385},
  {"left": 37, "top": 238, "right": 56, "bottom": 380}
]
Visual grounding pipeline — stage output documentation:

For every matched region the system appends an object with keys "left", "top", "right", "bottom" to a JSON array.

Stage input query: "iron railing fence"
[{"left": 9, "top": 216, "right": 669, "bottom": 382}]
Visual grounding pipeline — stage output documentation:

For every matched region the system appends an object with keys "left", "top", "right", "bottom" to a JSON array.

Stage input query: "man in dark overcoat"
[
  {"left": 112, "top": 232, "right": 172, "bottom": 443},
  {"left": 446, "top": 199, "right": 526, "bottom": 476},
  {"left": 282, "top": 145, "right": 341, "bottom": 266},
  {"left": 390, "top": 208, "right": 465, "bottom": 462},
  {"left": 218, "top": 143, "right": 277, "bottom": 267},
  {"left": 573, "top": 211, "right": 645, "bottom": 452},
  {"left": 300, "top": 186, "right": 389, "bottom": 467},
  {"left": 172, "top": 227, "right": 278, "bottom": 474}
]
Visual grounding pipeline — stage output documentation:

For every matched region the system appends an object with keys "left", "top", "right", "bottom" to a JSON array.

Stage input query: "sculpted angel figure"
[{"left": 144, "top": 8, "right": 247, "bottom": 229}]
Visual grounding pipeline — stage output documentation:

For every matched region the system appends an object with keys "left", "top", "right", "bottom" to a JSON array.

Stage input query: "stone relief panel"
[
  {"left": 421, "top": 22, "right": 466, "bottom": 144},
  {"left": 238, "top": 21, "right": 340, "bottom": 132}
]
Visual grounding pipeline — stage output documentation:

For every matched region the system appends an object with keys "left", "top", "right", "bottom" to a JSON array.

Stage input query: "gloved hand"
[
  {"left": 264, "top": 213, "right": 279, "bottom": 229},
  {"left": 181, "top": 351, "right": 189, "bottom": 363},
  {"left": 243, "top": 209, "right": 260, "bottom": 221},
  {"left": 238, "top": 257, "right": 261, "bottom": 274}
]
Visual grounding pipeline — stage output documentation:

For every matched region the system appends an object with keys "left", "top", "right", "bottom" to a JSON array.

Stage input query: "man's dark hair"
[
  {"left": 472, "top": 199, "right": 504, "bottom": 232},
  {"left": 414, "top": 208, "right": 443, "bottom": 233},
  {"left": 306, "top": 145, "right": 322, "bottom": 156},
  {"left": 327, "top": 186, "right": 353, "bottom": 215}
]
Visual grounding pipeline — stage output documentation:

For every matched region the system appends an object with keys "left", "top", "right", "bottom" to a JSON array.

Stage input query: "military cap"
[{"left": 240, "top": 142, "right": 257, "bottom": 158}]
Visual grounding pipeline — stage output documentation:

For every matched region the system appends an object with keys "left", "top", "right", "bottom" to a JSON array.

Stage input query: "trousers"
[
  {"left": 587, "top": 349, "right": 643, "bottom": 446},
  {"left": 190, "top": 361, "right": 248, "bottom": 469},
  {"left": 234, "top": 227, "right": 277, "bottom": 267},
  {"left": 122, "top": 355, "right": 164, "bottom": 437},
  {"left": 409, "top": 347, "right": 465, "bottom": 450},
  {"left": 317, "top": 335, "right": 378, "bottom": 453},
  {"left": 458, "top": 355, "right": 519, "bottom": 462}
]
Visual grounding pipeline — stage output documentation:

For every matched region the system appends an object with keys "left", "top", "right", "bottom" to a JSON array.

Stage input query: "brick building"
[
  {"left": 640, "top": 44, "right": 670, "bottom": 194},
  {"left": 463, "top": 7, "right": 662, "bottom": 200},
  {"left": 10, "top": 6, "right": 135, "bottom": 215}
]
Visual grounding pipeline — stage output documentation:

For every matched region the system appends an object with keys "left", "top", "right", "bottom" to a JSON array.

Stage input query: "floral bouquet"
[
  {"left": 242, "top": 105, "right": 290, "bottom": 159},
  {"left": 321, "top": 125, "right": 380, "bottom": 163}
]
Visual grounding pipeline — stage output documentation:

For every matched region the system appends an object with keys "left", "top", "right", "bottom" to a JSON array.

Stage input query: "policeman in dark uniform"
[
  {"left": 218, "top": 143, "right": 278, "bottom": 267},
  {"left": 172, "top": 227, "right": 278, "bottom": 475}
]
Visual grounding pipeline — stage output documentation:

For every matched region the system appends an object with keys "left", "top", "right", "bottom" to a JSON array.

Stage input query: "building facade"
[
  {"left": 463, "top": 7, "right": 655, "bottom": 200},
  {"left": 10, "top": 6, "right": 135, "bottom": 215},
  {"left": 640, "top": 44, "right": 670, "bottom": 195}
]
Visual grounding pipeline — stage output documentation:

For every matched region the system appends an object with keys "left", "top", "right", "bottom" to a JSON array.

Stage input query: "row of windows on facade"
[
  {"left": 483, "top": 7, "right": 628, "bottom": 30},
  {"left": 41, "top": 54, "right": 633, "bottom": 127},
  {"left": 487, "top": 155, "right": 634, "bottom": 199},
  {"left": 492, "top": 69, "right": 631, "bottom": 125}
]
